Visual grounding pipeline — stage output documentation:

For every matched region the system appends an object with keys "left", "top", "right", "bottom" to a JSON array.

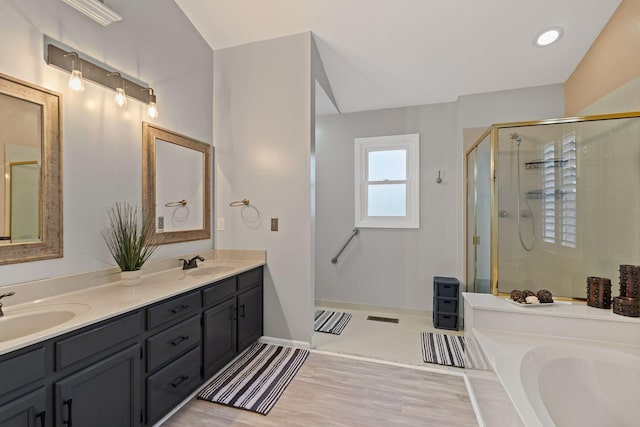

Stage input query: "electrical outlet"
[
  {"left": 217, "top": 217, "right": 225, "bottom": 231},
  {"left": 271, "top": 217, "right": 278, "bottom": 232},
  {"left": 158, "top": 216, "right": 164, "bottom": 230}
]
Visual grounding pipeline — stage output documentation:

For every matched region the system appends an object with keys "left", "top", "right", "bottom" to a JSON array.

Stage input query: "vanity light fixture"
[
  {"left": 142, "top": 88, "right": 158, "bottom": 119},
  {"left": 47, "top": 43, "right": 158, "bottom": 112},
  {"left": 60, "top": 0, "right": 122, "bottom": 26},
  {"left": 64, "top": 52, "right": 85, "bottom": 92},
  {"left": 534, "top": 27, "right": 563, "bottom": 47},
  {"left": 108, "top": 72, "right": 128, "bottom": 107}
]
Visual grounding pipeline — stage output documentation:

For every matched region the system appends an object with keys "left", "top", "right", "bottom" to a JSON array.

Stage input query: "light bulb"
[
  {"left": 114, "top": 87, "right": 127, "bottom": 107},
  {"left": 147, "top": 101, "right": 158, "bottom": 119},
  {"left": 68, "top": 69, "right": 85, "bottom": 92}
]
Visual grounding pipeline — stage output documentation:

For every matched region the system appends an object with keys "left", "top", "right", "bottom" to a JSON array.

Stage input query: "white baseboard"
[
  {"left": 259, "top": 336, "right": 311, "bottom": 350},
  {"left": 311, "top": 349, "right": 464, "bottom": 377},
  {"left": 464, "top": 374, "right": 486, "bottom": 427},
  {"left": 316, "top": 299, "right": 430, "bottom": 318}
]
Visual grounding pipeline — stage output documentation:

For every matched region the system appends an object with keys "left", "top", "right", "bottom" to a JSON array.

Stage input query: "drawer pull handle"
[
  {"left": 171, "top": 304, "right": 189, "bottom": 314},
  {"left": 169, "top": 335, "right": 190, "bottom": 346},
  {"left": 62, "top": 399, "right": 73, "bottom": 426},
  {"left": 169, "top": 375, "right": 190, "bottom": 389},
  {"left": 36, "top": 411, "right": 46, "bottom": 427}
]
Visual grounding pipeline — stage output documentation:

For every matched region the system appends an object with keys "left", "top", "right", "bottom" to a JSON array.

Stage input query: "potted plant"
[{"left": 103, "top": 202, "right": 160, "bottom": 286}]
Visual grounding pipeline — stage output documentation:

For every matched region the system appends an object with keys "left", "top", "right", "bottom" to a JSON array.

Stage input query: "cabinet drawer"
[
  {"left": 435, "top": 298, "right": 458, "bottom": 314},
  {"left": 55, "top": 312, "right": 142, "bottom": 370},
  {"left": 147, "top": 291, "right": 201, "bottom": 330},
  {"left": 147, "top": 315, "right": 201, "bottom": 372},
  {"left": 433, "top": 313, "right": 458, "bottom": 330},
  {"left": 0, "top": 347, "right": 46, "bottom": 398},
  {"left": 147, "top": 345, "right": 201, "bottom": 424},
  {"left": 203, "top": 277, "right": 236, "bottom": 308},
  {"left": 434, "top": 278, "right": 459, "bottom": 298},
  {"left": 238, "top": 267, "right": 262, "bottom": 292}
]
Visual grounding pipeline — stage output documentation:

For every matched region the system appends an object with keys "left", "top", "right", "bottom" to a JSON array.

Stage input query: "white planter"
[{"left": 121, "top": 270, "right": 142, "bottom": 287}]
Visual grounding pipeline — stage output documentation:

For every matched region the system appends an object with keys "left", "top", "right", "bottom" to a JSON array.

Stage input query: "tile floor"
[{"left": 312, "top": 302, "right": 464, "bottom": 373}]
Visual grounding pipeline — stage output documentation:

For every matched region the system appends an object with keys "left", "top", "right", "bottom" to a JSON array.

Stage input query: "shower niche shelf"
[
  {"left": 524, "top": 159, "right": 567, "bottom": 169},
  {"left": 525, "top": 189, "right": 567, "bottom": 200}
]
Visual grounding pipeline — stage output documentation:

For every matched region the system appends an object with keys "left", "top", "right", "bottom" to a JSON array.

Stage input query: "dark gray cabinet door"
[
  {"left": 203, "top": 297, "right": 237, "bottom": 378},
  {"left": 237, "top": 286, "right": 263, "bottom": 352},
  {"left": 54, "top": 345, "right": 140, "bottom": 427},
  {"left": 0, "top": 387, "right": 46, "bottom": 427}
]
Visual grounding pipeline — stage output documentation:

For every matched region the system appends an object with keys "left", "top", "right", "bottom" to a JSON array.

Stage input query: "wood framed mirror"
[
  {"left": 142, "top": 123, "right": 211, "bottom": 244},
  {"left": 0, "top": 73, "right": 62, "bottom": 265}
]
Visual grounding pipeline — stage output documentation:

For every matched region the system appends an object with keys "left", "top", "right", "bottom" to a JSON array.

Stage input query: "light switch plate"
[
  {"left": 271, "top": 217, "right": 278, "bottom": 232},
  {"left": 217, "top": 217, "right": 225, "bottom": 231}
]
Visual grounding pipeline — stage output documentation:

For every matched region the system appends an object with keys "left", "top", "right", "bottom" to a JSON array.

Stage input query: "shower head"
[{"left": 510, "top": 133, "right": 522, "bottom": 145}]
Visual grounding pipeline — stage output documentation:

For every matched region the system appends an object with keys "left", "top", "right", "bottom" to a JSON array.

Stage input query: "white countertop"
[
  {"left": 462, "top": 292, "right": 640, "bottom": 324},
  {"left": 0, "top": 250, "right": 265, "bottom": 355}
]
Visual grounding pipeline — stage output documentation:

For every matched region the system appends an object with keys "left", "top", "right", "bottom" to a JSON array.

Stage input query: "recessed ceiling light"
[{"left": 534, "top": 27, "right": 563, "bottom": 47}]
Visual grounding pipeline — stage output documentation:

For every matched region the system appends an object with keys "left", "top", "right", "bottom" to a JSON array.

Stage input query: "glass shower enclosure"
[{"left": 466, "top": 112, "right": 640, "bottom": 299}]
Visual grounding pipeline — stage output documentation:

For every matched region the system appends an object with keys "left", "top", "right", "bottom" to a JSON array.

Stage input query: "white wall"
[
  {"left": 315, "top": 84, "right": 565, "bottom": 311},
  {"left": 0, "top": 0, "right": 213, "bottom": 287},
  {"left": 578, "top": 75, "right": 640, "bottom": 116},
  {"left": 214, "top": 33, "right": 314, "bottom": 343},
  {"left": 316, "top": 104, "right": 458, "bottom": 310}
]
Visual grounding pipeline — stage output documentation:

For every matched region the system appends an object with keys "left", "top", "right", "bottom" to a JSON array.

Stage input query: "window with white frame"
[{"left": 354, "top": 134, "right": 419, "bottom": 228}]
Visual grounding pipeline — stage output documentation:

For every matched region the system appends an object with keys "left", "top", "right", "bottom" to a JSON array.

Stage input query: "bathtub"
[{"left": 468, "top": 329, "right": 640, "bottom": 427}]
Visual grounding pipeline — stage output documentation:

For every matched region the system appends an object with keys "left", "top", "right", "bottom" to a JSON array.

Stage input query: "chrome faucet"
[
  {"left": 0, "top": 292, "right": 15, "bottom": 317},
  {"left": 180, "top": 255, "right": 204, "bottom": 270}
]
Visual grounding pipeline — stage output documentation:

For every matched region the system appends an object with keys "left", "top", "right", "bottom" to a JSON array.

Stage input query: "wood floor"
[{"left": 161, "top": 352, "right": 478, "bottom": 427}]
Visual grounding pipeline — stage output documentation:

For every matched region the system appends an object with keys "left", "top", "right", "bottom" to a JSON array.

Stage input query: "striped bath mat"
[
  {"left": 314, "top": 310, "right": 352, "bottom": 335},
  {"left": 198, "top": 342, "right": 309, "bottom": 415},
  {"left": 421, "top": 332, "right": 465, "bottom": 368}
]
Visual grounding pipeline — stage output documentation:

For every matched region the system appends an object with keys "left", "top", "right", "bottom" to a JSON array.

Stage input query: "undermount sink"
[
  {"left": 0, "top": 303, "right": 90, "bottom": 343},
  {"left": 185, "top": 265, "right": 236, "bottom": 276}
]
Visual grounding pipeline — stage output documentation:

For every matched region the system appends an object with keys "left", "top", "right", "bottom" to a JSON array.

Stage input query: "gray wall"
[
  {"left": 315, "top": 84, "right": 565, "bottom": 311},
  {"left": 0, "top": 0, "right": 214, "bottom": 286},
  {"left": 214, "top": 33, "right": 314, "bottom": 344}
]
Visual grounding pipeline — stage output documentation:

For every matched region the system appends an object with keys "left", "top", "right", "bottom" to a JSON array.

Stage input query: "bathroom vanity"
[{"left": 0, "top": 252, "right": 264, "bottom": 427}]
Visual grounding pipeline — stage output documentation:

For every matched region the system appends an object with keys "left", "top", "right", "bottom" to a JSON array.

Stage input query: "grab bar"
[{"left": 331, "top": 228, "right": 359, "bottom": 264}]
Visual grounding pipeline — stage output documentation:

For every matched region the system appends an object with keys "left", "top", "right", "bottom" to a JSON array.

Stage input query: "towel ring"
[
  {"left": 165, "top": 199, "right": 187, "bottom": 207},
  {"left": 229, "top": 198, "right": 250, "bottom": 207}
]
